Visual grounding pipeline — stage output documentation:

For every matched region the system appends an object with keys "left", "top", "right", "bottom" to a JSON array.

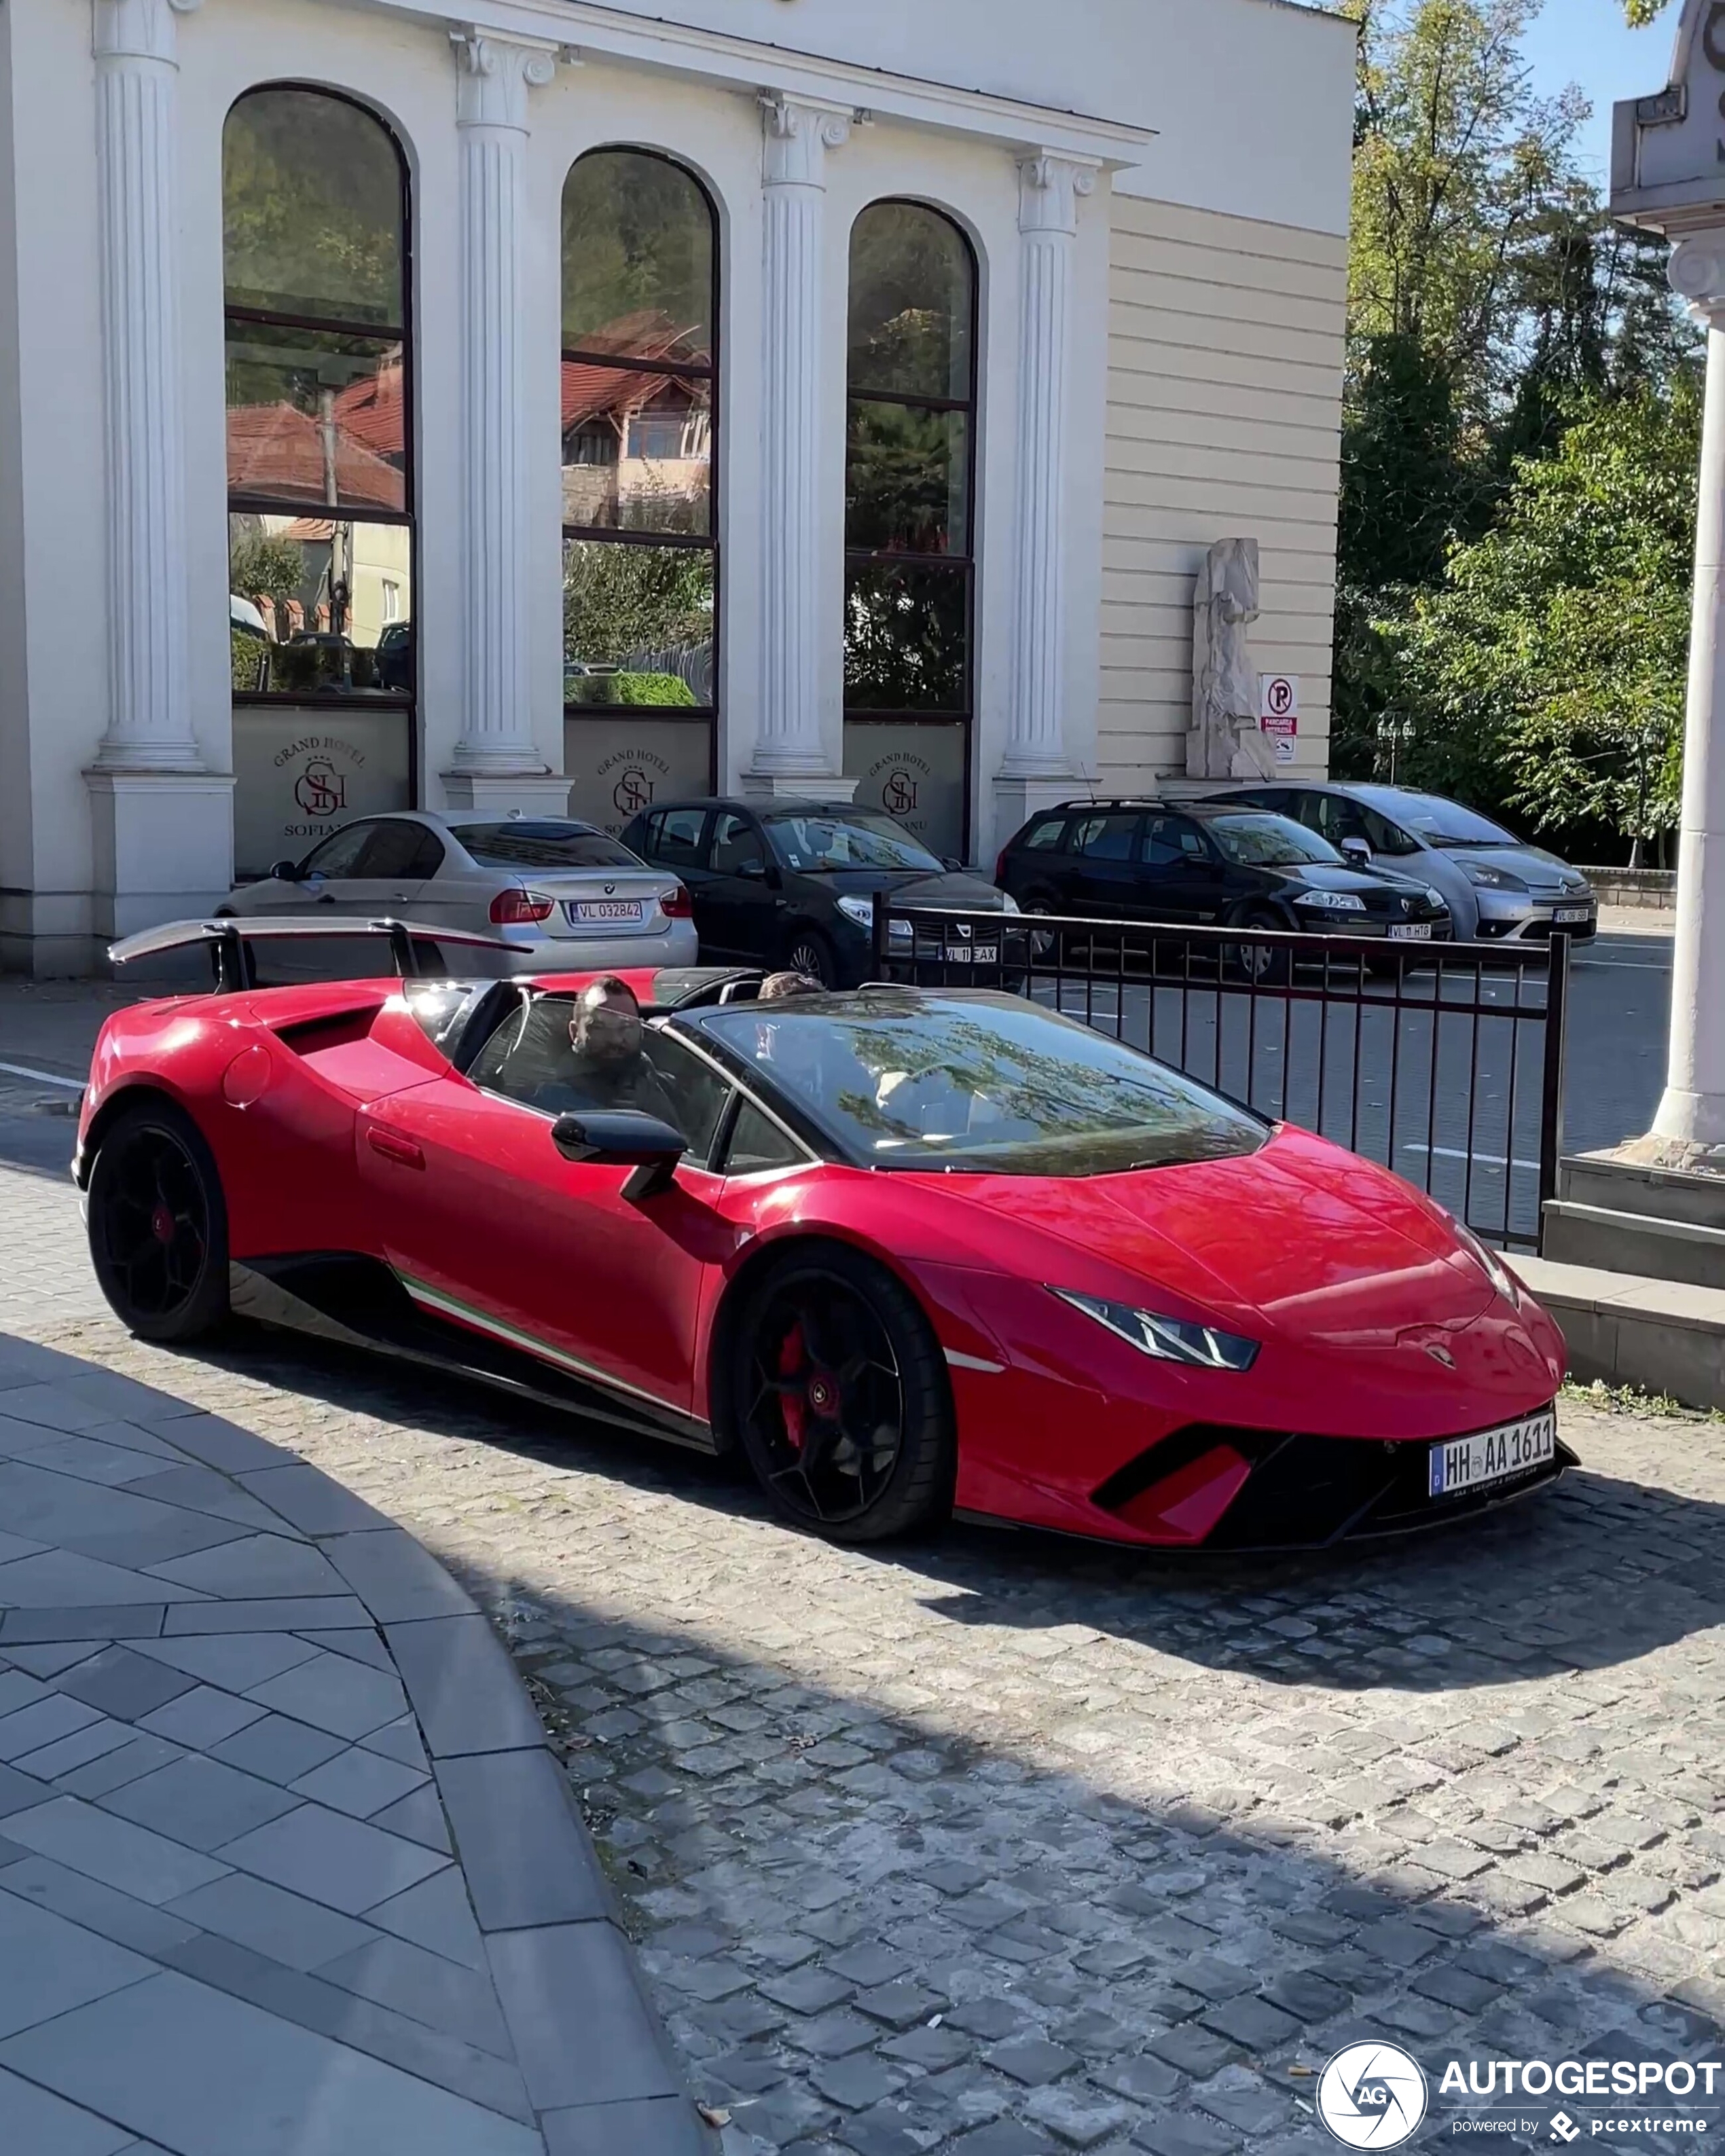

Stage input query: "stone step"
[
  {"left": 1512, "top": 1254, "right": 1725, "bottom": 1412},
  {"left": 1541, "top": 1199, "right": 1725, "bottom": 1290},
  {"left": 1557, "top": 1150, "right": 1725, "bottom": 1230}
]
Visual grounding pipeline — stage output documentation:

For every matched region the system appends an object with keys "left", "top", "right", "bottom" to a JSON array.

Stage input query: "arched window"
[
  {"left": 222, "top": 86, "right": 414, "bottom": 879},
  {"left": 843, "top": 202, "right": 978, "bottom": 862},
  {"left": 561, "top": 150, "right": 719, "bottom": 834}
]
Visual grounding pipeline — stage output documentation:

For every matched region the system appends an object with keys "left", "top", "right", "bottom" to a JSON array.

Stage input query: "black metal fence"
[{"left": 870, "top": 901, "right": 1569, "bottom": 1252}]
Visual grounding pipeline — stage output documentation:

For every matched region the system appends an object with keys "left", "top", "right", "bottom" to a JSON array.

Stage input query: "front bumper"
[
  {"left": 1093, "top": 1415, "right": 1574, "bottom": 1550},
  {"left": 1472, "top": 894, "right": 1597, "bottom": 944}
]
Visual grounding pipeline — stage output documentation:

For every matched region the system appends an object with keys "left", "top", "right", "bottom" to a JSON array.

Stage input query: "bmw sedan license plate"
[
  {"left": 1428, "top": 1408, "right": 1555, "bottom": 1499},
  {"left": 568, "top": 900, "right": 644, "bottom": 925},
  {"left": 1553, "top": 905, "right": 1591, "bottom": 925},
  {"left": 1387, "top": 923, "right": 1434, "bottom": 940},
  {"left": 944, "top": 943, "right": 999, "bottom": 964}
]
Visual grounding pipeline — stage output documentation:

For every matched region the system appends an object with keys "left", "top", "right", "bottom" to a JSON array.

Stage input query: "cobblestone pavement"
[{"left": 6, "top": 1155, "right": 1725, "bottom": 2154}]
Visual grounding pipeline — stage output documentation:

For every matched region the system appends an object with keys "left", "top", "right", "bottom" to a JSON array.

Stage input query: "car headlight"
[
  {"left": 1463, "top": 863, "right": 1528, "bottom": 892},
  {"left": 835, "top": 896, "right": 875, "bottom": 931},
  {"left": 998, "top": 894, "right": 1021, "bottom": 914},
  {"left": 1453, "top": 1222, "right": 1522, "bottom": 1309},
  {"left": 1425, "top": 887, "right": 1445, "bottom": 908},
  {"left": 1052, "top": 1288, "right": 1260, "bottom": 1371},
  {"left": 1294, "top": 890, "right": 1366, "bottom": 913}
]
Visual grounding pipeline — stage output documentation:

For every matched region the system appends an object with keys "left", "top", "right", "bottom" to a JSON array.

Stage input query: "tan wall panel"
[{"left": 1102, "top": 193, "right": 1345, "bottom": 791}]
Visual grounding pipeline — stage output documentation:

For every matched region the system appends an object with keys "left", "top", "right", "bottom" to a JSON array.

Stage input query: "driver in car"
[{"left": 560, "top": 976, "right": 679, "bottom": 1124}]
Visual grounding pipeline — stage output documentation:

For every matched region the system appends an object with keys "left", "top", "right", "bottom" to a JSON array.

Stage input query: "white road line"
[
  {"left": 1573, "top": 958, "right": 1671, "bottom": 972},
  {"left": 0, "top": 1061, "right": 84, "bottom": 1092},
  {"left": 1401, "top": 1142, "right": 1540, "bottom": 1171}
]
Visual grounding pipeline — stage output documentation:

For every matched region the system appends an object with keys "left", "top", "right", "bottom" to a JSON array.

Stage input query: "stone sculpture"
[{"left": 1188, "top": 537, "right": 1275, "bottom": 781}]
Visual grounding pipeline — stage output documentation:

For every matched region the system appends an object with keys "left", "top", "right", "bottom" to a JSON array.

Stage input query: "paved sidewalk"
[{"left": 0, "top": 1327, "right": 707, "bottom": 2156}]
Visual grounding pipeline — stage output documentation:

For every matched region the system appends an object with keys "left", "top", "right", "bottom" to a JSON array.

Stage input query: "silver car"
[
  {"left": 221, "top": 810, "right": 699, "bottom": 976},
  {"left": 1227, "top": 784, "right": 1597, "bottom": 945}
]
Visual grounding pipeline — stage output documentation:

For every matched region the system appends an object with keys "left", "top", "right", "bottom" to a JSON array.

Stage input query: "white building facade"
[{"left": 0, "top": 0, "right": 1354, "bottom": 974}]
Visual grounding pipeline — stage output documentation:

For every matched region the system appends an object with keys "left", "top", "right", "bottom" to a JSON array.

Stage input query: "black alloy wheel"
[
  {"left": 88, "top": 1101, "right": 231, "bottom": 1342},
  {"left": 784, "top": 927, "right": 835, "bottom": 987},
  {"left": 732, "top": 1247, "right": 954, "bottom": 1543}
]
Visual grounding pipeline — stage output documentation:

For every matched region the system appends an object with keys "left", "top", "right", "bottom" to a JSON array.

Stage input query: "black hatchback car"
[
  {"left": 623, "top": 797, "right": 1019, "bottom": 988},
  {"left": 995, "top": 798, "right": 1451, "bottom": 970}
]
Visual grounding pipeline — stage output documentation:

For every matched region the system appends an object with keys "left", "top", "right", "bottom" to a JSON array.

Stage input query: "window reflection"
[
  {"left": 223, "top": 88, "right": 405, "bottom": 328},
  {"left": 563, "top": 149, "right": 719, "bottom": 721},
  {"left": 846, "top": 401, "right": 968, "bottom": 555},
  {"left": 563, "top": 538, "right": 712, "bottom": 707},
  {"left": 844, "top": 562, "right": 968, "bottom": 714},
  {"left": 223, "top": 85, "right": 413, "bottom": 741},
  {"left": 226, "top": 325, "right": 405, "bottom": 513},
  {"left": 562, "top": 151, "right": 713, "bottom": 364},
  {"left": 562, "top": 369, "right": 710, "bottom": 536},
  {"left": 848, "top": 203, "right": 973, "bottom": 401},
  {"left": 843, "top": 202, "right": 977, "bottom": 760},
  {"left": 230, "top": 514, "right": 414, "bottom": 697}
]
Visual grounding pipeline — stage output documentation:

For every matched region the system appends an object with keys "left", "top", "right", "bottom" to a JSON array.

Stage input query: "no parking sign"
[{"left": 1258, "top": 674, "right": 1299, "bottom": 765}]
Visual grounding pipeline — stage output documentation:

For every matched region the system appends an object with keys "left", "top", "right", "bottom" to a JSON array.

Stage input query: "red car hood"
[{"left": 937, "top": 1125, "right": 1495, "bottom": 1345}]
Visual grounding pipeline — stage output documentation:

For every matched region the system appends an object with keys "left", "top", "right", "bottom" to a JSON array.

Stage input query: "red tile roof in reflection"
[
  {"left": 228, "top": 348, "right": 406, "bottom": 511},
  {"left": 562, "top": 310, "right": 707, "bottom": 431}
]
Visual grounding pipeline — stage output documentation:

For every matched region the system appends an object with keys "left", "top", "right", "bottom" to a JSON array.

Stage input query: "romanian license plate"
[
  {"left": 1387, "top": 923, "right": 1434, "bottom": 940},
  {"left": 1553, "top": 906, "right": 1591, "bottom": 925},
  {"left": 944, "top": 944, "right": 999, "bottom": 965},
  {"left": 1428, "top": 1408, "right": 1556, "bottom": 1499},
  {"left": 567, "top": 900, "right": 644, "bottom": 925}
]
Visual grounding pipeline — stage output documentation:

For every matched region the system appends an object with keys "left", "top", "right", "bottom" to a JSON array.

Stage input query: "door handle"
[{"left": 367, "top": 1127, "right": 425, "bottom": 1169}]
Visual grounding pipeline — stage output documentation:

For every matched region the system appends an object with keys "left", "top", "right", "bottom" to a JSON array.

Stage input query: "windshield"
[
  {"left": 1385, "top": 796, "right": 1518, "bottom": 847},
  {"left": 691, "top": 992, "right": 1267, "bottom": 1176},
  {"left": 1205, "top": 814, "right": 1340, "bottom": 869},
  {"left": 763, "top": 811, "right": 943, "bottom": 874},
  {"left": 456, "top": 822, "right": 640, "bottom": 871}
]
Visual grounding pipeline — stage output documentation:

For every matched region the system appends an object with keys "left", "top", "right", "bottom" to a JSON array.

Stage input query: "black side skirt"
[{"left": 229, "top": 1255, "right": 719, "bottom": 1455}]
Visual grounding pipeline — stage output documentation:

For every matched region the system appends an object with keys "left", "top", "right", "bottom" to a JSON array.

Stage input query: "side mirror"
[
  {"left": 1339, "top": 837, "right": 1372, "bottom": 868},
  {"left": 268, "top": 858, "right": 301, "bottom": 883},
  {"left": 941, "top": 856, "right": 964, "bottom": 873},
  {"left": 552, "top": 1109, "right": 686, "bottom": 1201},
  {"left": 736, "top": 857, "right": 766, "bottom": 881}
]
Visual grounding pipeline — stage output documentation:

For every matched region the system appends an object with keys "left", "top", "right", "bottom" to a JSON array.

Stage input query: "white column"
[
  {"left": 1650, "top": 232, "right": 1725, "bottom": 1155},
  {"left": 994, "top": 153, "right": 1097, "bottom": 830},
  {"left": 86, "top": 0, "right": 233, "bottom": 946},
  {"left": 747, "top": 92, "right": 855, "bottom": 799},
  {"left": 90, "top": 0, "right": 202, "bottom": 772},
  {"left": 445, "top": 29, "right": 568, "bottom": 807}
]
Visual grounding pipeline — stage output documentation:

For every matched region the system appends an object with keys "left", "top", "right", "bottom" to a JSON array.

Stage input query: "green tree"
[
  {"left": 1385, "top": 382, "right": 1699, "bottom": 852},
  {"left": 563, "top": 541, "right": 712, "bottom": 671}
]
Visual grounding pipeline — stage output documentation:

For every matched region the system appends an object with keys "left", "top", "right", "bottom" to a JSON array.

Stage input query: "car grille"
[{"left": 1093, "top": 1422, "right": 1576, "bottom": 1549}]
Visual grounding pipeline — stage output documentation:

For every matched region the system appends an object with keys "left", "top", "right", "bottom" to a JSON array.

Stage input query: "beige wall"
[{"left": 1100, "top": 195, "right": 1346, "bottom": 794}]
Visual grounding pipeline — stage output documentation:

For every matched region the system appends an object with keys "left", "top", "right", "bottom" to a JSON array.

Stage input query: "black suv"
[
  {"left": 995, "top": 799, "right": 1452, "bottom": 962},
  {"left": 623, "top": 797, "right": 1017, "bottom": 988}
]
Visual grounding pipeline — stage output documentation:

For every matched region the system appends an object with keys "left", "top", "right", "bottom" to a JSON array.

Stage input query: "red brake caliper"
[{"left": 779, "top": 1323, "right": 807, "bottom": 1452}]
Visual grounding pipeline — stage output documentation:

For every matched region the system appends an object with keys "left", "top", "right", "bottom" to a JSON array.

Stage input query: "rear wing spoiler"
[{"left": 109, "top": 916, "right": 511, "bottom": 993}]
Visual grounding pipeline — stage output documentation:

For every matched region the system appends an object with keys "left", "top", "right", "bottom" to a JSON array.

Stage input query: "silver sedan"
[{"left": 220, "top": 810, "right": 700, "bottom": 976}]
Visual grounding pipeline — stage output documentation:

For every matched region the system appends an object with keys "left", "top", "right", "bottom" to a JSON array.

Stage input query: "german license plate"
[
  {"left": 567, "top": 900, "right": 643, "bottom": 924},
  {"left": 1553, "top": 906, "right": 1591, "bottom": 925},
  {"left": 1428, "top": 1407, "right": 1556, "bottom": 1499},
  {"left": 1387, "top": 923, "right": 1434, "bottom": 940},
  {"left": 944, "top": 944, "right": 998, "bottom": 964}
]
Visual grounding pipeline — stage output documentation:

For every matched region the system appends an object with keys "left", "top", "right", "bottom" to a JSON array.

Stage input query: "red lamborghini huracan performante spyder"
[{"left": 76, "top": 917, "right": 1574, "bottom": 1549}]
